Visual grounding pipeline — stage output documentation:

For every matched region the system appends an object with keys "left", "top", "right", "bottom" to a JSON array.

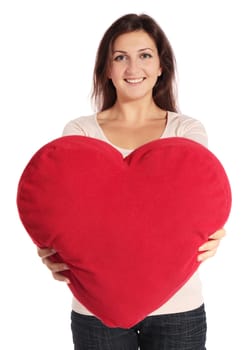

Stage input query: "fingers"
[
  {"left": 197, "top": 248, "right": 217, "bottom": 262},
  {"left": 37, "top": 247, "right": 56, "bottom": 259},
  {"left": 209, "top": 227, "right": 226, "bottom": 240},
  {"left": 42, "top": 257, "right": 69, "bottom": 273},
  {"left": 197, "top": 227, "right": 226, "bottom": 262},
  {"left": 42, "top": 257, "right": 70, "bottom": 283},
  {"left": 198, "top": 243, "right": 218, "bottom": 262},
  {"left": 52, "top": 272, "right": 70, "bottom": 284},
  {"left": 37, "top": 246, "right": 70, "bottom": 283},
  {"left": 198, "top": 237, "right": 220, "bottom": 253}
]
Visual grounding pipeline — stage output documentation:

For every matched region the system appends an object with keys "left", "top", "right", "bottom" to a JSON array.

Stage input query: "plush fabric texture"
[{"left": 17, "top": 136, "right": 232, "bottom": 328}]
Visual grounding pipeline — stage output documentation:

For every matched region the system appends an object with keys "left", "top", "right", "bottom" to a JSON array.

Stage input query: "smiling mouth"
[{"left": 124, "top": 78, "right": 145, "bottom": 84}]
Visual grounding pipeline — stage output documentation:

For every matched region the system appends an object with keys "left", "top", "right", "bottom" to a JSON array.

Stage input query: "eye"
[
  {"left": 113, "top": 54, "right": 127, "bottom": 62},
  {"left": 140, "top": 53, "right": 152, "bottom": 59}
]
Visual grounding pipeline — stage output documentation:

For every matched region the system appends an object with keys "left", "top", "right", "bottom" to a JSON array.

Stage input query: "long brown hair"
[{"left": 92, "top": 13, "right": 178, "bottom": 112}]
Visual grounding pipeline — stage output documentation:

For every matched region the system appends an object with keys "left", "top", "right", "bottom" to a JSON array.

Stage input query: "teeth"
[{"left": 125, "top": 78, "right": 144, "bottom": 83}]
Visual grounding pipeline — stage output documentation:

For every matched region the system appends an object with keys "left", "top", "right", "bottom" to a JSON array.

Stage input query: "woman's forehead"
[{"left": 112, "top": 30, "right": 157, "bottom": 51}]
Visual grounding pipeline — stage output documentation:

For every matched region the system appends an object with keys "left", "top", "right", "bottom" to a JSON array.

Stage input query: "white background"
[{"left": 0, "top": 0, "right": 250, "bottom": 349}]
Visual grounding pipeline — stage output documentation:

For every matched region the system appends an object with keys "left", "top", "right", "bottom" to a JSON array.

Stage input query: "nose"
[{"left": 125, "top": 58, "right": 140, "bottom": 75}]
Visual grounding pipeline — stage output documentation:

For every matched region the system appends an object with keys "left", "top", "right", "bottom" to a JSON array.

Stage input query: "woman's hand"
[
  {"left": 198, "top": 228, "right": 226, "bottom": 262},
  {"left": 37, "top": 247, "right": 70, "bottom": 283}
]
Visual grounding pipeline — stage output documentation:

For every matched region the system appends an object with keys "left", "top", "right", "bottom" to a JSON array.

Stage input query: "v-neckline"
[{"left": 94, "top": 112, "right": 169, "bottom": 152}]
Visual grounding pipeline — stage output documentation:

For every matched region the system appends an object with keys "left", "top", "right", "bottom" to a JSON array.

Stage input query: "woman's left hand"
[{"left": 198, "top": 228, "right": 226, "bottom": 262}]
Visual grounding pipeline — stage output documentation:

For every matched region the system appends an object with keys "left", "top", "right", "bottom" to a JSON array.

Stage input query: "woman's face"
[{"left": 108, "top": 30, "right": 162, "bottom": 103}]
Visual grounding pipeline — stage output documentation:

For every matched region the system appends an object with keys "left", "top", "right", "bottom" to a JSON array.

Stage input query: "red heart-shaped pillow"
[{"left": 17, "top": 136, "right": 231, "bottom": 328}]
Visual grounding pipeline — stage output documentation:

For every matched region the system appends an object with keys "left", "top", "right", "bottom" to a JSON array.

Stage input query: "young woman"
[{"left": 38, "top": 13, "right": 226, "bottom": 350}]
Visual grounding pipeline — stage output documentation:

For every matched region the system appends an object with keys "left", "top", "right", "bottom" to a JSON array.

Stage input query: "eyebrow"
[{"left": 112, "top": 48, "right": 154, "bottom": 54}]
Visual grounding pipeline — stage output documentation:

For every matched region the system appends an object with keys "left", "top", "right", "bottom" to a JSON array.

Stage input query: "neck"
[{"left": 110, "top": 100, "right": 165, "bottom": 124}]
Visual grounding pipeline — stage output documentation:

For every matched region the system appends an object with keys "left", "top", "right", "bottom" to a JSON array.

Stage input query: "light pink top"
[{"left": 62, "top": 111, "right": 208, "bottom": 316}]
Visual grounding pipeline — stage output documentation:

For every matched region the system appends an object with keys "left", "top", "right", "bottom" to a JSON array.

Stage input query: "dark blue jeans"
[{"left": 71, "top": 304, "right": 207, "bottom": 349}]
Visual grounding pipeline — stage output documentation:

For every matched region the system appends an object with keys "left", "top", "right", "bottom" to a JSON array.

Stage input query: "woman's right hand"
[{"left": 37, "top": 247, "right": 70, "bottom": 283}]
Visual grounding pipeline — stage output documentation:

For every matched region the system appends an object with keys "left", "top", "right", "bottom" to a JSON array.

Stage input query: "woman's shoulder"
[
  {"left": 168, "top": 111, "right": 204, "bottom": 125},
  {"left": 165, "top": 111, "right": 208, "bottom": 147},
  {"left": 62, "top": 114, "right": 97, "bottom": 136}
]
